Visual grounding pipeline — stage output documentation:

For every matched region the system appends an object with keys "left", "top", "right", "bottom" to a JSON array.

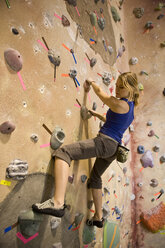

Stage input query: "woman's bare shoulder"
[{"left": 108, "top": 97, "right": 129, "bottom": 113}]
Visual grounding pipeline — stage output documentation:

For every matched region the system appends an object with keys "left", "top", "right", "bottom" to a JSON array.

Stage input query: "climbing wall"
[
  {"left": 1, "top": 0, "right": 164, "bottom": 248},
  {"left": 0, "top": 0, "right": 132, "bottom": 247}
]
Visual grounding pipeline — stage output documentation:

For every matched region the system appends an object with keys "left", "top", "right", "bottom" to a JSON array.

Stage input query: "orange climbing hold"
[{"left": 140, "top": 202, "right": 165, "bottom": 232}]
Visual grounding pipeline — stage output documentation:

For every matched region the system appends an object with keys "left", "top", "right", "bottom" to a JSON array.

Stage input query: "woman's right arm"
[{"left": 86, "top": 79, "right": 117, "bottom": 109}]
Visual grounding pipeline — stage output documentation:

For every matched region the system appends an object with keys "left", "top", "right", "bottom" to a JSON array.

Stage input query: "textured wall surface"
[{"left": 1, "top": 0, "right": 164, "bottom": 248}]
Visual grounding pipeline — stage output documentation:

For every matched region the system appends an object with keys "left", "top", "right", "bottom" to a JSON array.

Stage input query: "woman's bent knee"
[
  {"left": 54, "top": 147, "right": 71, "bottom": 166},
  {"left": 87, "top": 178, "right": 102, "bottom": 189}
]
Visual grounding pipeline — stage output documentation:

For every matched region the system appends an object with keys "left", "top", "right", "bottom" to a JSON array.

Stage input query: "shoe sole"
[
  {"left": 32, "top": 205, "right": 65, "bottom": 217},
  {"left": 86, "top": 219, "right": 104, "bottom": 228}
]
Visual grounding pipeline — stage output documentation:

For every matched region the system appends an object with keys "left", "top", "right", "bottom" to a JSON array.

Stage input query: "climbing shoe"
[
  {"left": 32, "top": 199, "right": 66, "bottom": 217},
  {"left": 86, "top": 217, "right": 104, "bottom": 228}
]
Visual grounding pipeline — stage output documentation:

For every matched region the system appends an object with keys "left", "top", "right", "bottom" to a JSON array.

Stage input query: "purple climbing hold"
[
  {"left": 117, "top": 45, "right": 125, "bottom": 57},
  {"left": 140, "top": 150, "right": 154, "bottom": 168},
  {"left": 123, "top": 167, "right": 127, "bottom": 174},
  {"left": 148, "top": 130, "right": 155, "bottom": 137},
  {"left": 123, "top": 133, "right": 130, "bottom": 146},
  {"left": 0, "top": 121, "right": 15, "bottom": 134},
  {"left": 4, "top": 48, "right": 23, "bottom": 72},
  {"left": 68, "top": 174, "right": 74, "bottom": 184}
]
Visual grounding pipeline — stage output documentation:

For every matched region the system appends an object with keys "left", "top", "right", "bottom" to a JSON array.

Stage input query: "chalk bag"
[{"left": 116, "top": 145, "right": 129, "bottom": 163}]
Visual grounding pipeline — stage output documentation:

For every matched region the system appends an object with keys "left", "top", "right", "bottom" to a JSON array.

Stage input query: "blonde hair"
[{"left": 119, "top": 72, "right": 140, "bottom": 106}]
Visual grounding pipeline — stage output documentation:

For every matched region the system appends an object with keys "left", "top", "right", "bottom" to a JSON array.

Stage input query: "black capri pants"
[{"left": 52, "top": 133, "right": 118, "bottom": 189}]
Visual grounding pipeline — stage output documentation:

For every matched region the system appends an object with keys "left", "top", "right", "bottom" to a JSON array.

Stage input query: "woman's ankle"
[
  {"left": 54, "top": 199, "right": 64, "bottom": 209},
  {"left": 94, "top": 213, "right": 102, "bottom": 221}
]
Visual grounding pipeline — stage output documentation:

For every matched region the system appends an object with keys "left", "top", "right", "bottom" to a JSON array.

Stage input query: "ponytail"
[{"left": 119, "top": 72, "right": 140, "bottom": 106}]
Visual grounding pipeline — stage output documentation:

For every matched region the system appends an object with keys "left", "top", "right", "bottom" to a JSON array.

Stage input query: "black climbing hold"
[
  {"left": 90, "top": 57, "right": 97, "bottom": 67},
  {"left": 66, "top": 0, "right": 77, "bottom": 7},
  {"left": 153, "top": 145, "right": 160, "bottom": 152},
  {"left": 150, "top": 178, "right": 158, "bottom": 188},
  {"left": 0, "top": 121, "right": 15, "bottom": 134},
  {"left": 163, "top": 88, "right": 165, "bottom": 96},
  {"left": 160, "top": 155, "right": 165, "bottom": 163},
  {"left": 145, "top": 21, "right": 153, "bottom": 30},
  {"left": 94, "top": 0, "right": 100, "bottom": 3},
  {"left": 69, "top": 68, "right": 77, "bottom": 78},
  {"left": 157, "top": 14, "right": 164, "bottom": 20},
  {"left": 120, "top": 34, "right": 124, "bottom": 43},
  {"left": 92, "top": 102, "right": 97, "bottom": 111},
  {"left": 12, "top": 28, "right": 19, "bottom": 35},
  {"left": 62, "top": 15, "right": 70, "bottom": 27}
]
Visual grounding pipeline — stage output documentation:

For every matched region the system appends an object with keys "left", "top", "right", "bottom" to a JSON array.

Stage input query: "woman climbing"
[{"left": 32, "top": 72, "right": 139, "bottom": 228}]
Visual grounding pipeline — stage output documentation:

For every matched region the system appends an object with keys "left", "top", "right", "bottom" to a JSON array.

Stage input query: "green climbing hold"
[
  {"left": 90, "top": 12, "right": 97, "bottom": 26},
  {"left": 103, "top": 220, "right": 120, "bottom": 248},
  {"left": 154, "top": 3, "right": 165, "bottom": 11},
  {"left": 82, "top": 223, "right": 96, "bottom": 245},
  {"left": 138, "top": 83, "right": 144, "bottom": 91},
  {"left": 111, "top": 6, "right": 121, "bottom": 22}
]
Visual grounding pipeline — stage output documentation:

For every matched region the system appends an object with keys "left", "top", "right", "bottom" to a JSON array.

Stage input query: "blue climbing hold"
[{"left": 137, "top": 145, "right": 145, "bottom": 154}]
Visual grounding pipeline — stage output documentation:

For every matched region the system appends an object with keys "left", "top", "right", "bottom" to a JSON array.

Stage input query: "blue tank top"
[{"left": 99, "top": 98, "right": 134, "bottom": 144}]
